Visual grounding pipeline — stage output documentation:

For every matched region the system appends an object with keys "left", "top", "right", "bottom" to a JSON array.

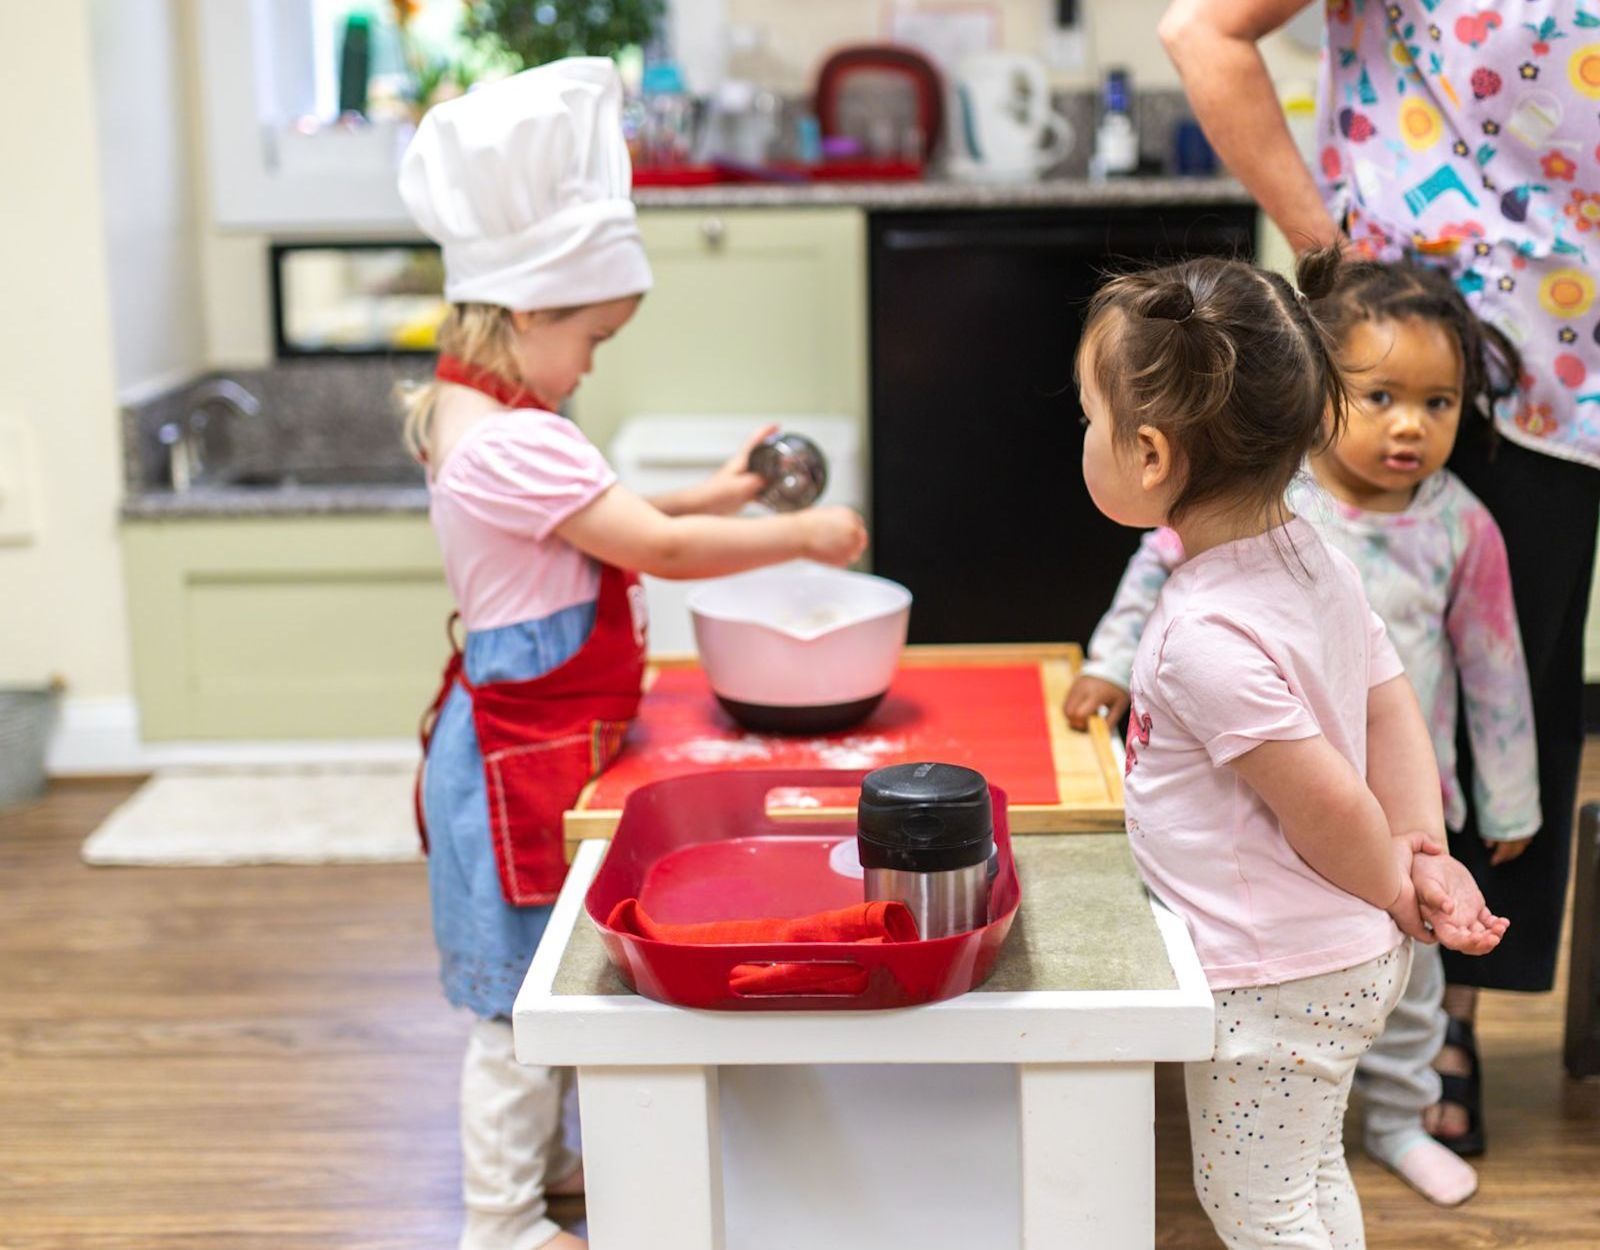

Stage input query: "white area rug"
[{"left": 81, "top": 765, "right": 424, "bottom": 866}]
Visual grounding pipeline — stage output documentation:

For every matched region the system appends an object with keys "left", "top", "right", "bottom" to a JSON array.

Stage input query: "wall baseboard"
[{"left": 46, "top": 696, "right": 419, "bottom": 775}]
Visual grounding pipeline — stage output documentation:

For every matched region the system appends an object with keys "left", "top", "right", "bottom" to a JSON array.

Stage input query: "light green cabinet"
[
  {"left": 123, "top": 516, "right": 452, "bottom": 740},
  {"left": 570, "top": 207, "right": 869, "bottom": 455}
]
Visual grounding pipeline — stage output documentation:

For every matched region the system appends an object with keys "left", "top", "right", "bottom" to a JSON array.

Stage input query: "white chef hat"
[{"left": 398, "top": 57, "right": 652, "bottom": 311}]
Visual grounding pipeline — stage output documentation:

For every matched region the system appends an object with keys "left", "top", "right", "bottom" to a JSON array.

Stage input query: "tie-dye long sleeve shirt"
[{"left": 1081, "top": 471, "right": 1540, "bottom": 840}]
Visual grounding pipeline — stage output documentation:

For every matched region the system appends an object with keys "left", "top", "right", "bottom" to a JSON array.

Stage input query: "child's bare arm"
[
  {"left": 648, "top": 423, "right": 777, "bottom": 518},
  {"left": 557, "top": 483, "right": 866, "bottom": 579},
  {"left": 1365, "top": 675, "right": 1448, "bottom": 851},
  {"left": 1229, "top": 735, "right": 1404, "bottom": 912},
  {"left": 1363, "top": 673, "right": 1513, "bottom": 951}
]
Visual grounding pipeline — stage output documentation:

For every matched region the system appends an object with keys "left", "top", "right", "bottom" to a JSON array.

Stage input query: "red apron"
[{"left": 417, "top": 562, "right": 647, "bottom": 906}]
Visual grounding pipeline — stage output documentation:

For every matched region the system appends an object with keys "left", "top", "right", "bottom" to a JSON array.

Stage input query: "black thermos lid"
[{"left": 857, "top": 762, "right": 994, "bottom": 872}]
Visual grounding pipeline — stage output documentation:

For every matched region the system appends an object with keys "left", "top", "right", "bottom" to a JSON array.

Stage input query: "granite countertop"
[
  {"left": 633, "top": 173, "right": 1250, "bottom": 213},
  {"left": 120, "top": 359, "right": 432, "bottom": 521},
  {"left": 121, "top": 484, "right": 429, "bottom": 520},
  {"left": 552, "top": 832, "right": 1174, "bottom": 999}
]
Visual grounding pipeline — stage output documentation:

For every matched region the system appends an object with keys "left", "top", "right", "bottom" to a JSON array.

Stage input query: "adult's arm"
[{"left": 1159, "top": 0, "right": 1342, "bottom": 251}]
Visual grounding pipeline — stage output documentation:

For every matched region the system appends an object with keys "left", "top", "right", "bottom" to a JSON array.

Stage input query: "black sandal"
[{"left": 1433, "top": 1016, "right": 1486, "bottom": 1157}]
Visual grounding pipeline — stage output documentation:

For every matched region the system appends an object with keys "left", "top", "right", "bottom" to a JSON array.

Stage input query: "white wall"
[
  {"left": 90, "top": 0, "right": 207, "bottom": 397},
  {"left": 0, "top": 5, "right": 130, "bottom": 699}
]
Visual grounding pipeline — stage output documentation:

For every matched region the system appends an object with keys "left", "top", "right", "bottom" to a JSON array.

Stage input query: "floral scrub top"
[
  {"left": 1316, "top": 0, "right": 1600, "bottom": 466},
  {"left": 1082, "top": 472, "right": 1541, "bottom": 841}
]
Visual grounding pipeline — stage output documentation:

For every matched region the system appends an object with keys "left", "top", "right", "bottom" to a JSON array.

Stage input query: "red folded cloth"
[
  {"left": 729, "top": 961, "right": 871, "bottom": 997},
  {"left": 605, "top": 898, "right": 920, "bottom": 945},
  {"left": 605, "top": 898, "right": 921, "bottom": 997}
]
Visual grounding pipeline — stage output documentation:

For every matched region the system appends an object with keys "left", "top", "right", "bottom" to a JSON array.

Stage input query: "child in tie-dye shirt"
[{"left": 1068, "top": 260, "right": 1539, "bottom": 1208}]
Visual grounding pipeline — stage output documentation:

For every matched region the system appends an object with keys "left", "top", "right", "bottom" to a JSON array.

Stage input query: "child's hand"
[
  {"left": 1383, "top": 832, "right": 1443, "bottom": 944},
  {"left": 1386, "top": 870, "right": 1432, "bottom": 944},
  {"left": 1485, "top": 834, "right": 1533, "bottom": 867},
  {"left": 1064, "top": 676, "right": 1130, "bottom": 731},
  {"left": 1411, "top": 851, "right": 1510, "bottom": 955},
  {"left": 700, "top": 423, "right": 780, "bottom": 516},
  {"left": 799, "top": 507, "right": 868, "bottom": 566}
]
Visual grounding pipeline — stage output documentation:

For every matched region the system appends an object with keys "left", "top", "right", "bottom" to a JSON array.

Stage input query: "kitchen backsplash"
[{"left": 121, "top": 359, "right": 429, "bottom": 494}]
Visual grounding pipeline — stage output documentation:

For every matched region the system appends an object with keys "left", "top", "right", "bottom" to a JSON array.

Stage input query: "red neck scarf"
[{"left": 435, "top": 354, "right": 551, "bottom": 411}]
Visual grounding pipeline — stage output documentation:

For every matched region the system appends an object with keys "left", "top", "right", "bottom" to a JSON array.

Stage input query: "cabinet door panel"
[
  {"left": 125, "top": 518, "right": 451, "bottom": 739},
  {"left": 569, "top": 209, "right": 867, "bottom": 456}
]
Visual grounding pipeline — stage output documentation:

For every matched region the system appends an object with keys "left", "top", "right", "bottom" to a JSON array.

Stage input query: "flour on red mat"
[{"left": 661, "top": 734, "right": 904, "bottom": 769}]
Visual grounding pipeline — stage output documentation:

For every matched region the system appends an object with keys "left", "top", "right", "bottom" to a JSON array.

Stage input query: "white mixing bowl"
[{"left": 688, "top": 561, "right": 912, "bottom": 733}]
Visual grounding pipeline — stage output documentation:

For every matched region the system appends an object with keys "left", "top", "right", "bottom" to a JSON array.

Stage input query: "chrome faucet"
[{"left": 157, "top": 378, "right": 263, "bottom": 492}]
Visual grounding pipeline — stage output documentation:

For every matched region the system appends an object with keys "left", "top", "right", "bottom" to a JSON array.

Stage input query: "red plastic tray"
[
  {"left": 585, "top": 769, "right": 1020, "bottom": 1011},
  {"left": 632, "top": 159, "right": 924, "bottom": 187},
  {"left": 631, "top": 164, "right": 726, "bottom": 186}
]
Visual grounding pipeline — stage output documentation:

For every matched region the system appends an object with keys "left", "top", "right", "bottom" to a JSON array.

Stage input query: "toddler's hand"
[
  {"left": 1384, "top": 832, "right": 1439, "bottom": 944},
  {"left": 799, "top": 507, "right": 868, "bottom": 566},
  {"left": 1411, "top": 851, "right": 1509, "bottom": 955},
  {"left": 1064, "top": 676, "right": 1130, "bottom": 731},
  {"left": 1386, "top": 871, "right": 1431, "bottom": 944},
  {"left": 1485, "top": 834, "right": 1533, "bottom": 867},
  {"left": 701, "top": 423, "right": 780, "bottom": 515}
]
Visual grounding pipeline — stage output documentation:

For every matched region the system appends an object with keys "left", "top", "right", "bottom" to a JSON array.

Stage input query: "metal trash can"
[{"left": 0, "top": 682, "right": 61, "bottom": 807}]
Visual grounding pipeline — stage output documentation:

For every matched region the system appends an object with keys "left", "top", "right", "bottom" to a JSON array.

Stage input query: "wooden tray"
[{"left": 565, "top": 644, "right": 1124, "bottom": 853}]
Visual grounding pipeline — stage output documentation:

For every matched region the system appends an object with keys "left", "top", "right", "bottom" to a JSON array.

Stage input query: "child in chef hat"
[{"left": 398, "top": 58, "right": 867, "bottom": 1250}]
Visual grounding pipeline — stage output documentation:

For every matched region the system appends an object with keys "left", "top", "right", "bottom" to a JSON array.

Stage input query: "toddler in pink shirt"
[{"left": 1076, "top": 249, "right": 1507, "bottom": 1250}]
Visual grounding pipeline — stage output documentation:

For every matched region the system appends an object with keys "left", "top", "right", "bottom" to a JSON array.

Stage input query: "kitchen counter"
[
  {"left": 120, "top": 484, "right": 428, "bottom": 520},
  {"left": 633, "top": 172, "right": 1250, "bottom": 213}
]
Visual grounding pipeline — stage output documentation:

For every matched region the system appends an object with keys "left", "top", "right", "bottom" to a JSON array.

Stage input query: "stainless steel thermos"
[{"left": 857, "top": 762, "right": 993, "bottom": 939}]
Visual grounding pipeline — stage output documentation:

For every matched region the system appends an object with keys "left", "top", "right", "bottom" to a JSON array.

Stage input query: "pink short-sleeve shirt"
[
  {"left": 1123, "top": 518, "right": 1407, "bottom": 990},
  {"left": 429, "top": 410, "right": 617, "bottom": 631}
]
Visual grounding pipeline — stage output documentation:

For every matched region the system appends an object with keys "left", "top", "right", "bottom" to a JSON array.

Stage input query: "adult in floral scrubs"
[{"left": 1158, "top": 0, "right": 1600, "bottom": 1154}]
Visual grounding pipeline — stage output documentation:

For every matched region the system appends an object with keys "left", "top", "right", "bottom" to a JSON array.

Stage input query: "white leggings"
[
  {"left": 1184, "top": 943, "right": 1412, "bottom": 1249},
  {"left": 459, "top": 1018, "right": 580, "bottom": 1250}
]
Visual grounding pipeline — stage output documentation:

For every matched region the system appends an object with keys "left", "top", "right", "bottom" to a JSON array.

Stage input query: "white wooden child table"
[{"left": 513, "top": 833, "right": 1213, "bottom": 1250}]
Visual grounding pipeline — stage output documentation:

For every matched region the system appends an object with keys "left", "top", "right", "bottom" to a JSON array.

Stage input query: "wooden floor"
[{"left": 1, "top": 766, "right": 1597, "bottom": 1250}]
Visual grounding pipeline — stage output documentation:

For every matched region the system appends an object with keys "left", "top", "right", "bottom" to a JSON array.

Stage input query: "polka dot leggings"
[{"left": 1184, "top": 943, "right": 1412, "bottom": 1249}]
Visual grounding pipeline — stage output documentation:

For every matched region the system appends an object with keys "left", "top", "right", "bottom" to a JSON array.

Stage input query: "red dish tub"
[{"left": 585, "top": 769, "right": 1021, "bottom": 1011}]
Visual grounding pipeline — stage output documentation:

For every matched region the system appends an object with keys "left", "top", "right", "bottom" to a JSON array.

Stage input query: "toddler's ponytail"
[{"left": 1077, "top": 253, "right": 1345, "bottom": 525}]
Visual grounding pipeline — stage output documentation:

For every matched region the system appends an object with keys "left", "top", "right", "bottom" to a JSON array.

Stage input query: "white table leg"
[
  {"left": 577, "top": 1064, "right": 725, "bottom": 1250},
  {"left": 1018, "top": 1062, "right": 1154, "bottom": 1250}
]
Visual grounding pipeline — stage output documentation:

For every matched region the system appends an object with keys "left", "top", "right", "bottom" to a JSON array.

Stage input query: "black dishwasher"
[{"left": 869, "top": 205, "right": 1257, "bottom": 645}]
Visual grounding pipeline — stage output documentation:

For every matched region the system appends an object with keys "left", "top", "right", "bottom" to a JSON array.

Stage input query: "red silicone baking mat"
[{"left": 583, "top": 663, "right": 1060, "bottom": 811}]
